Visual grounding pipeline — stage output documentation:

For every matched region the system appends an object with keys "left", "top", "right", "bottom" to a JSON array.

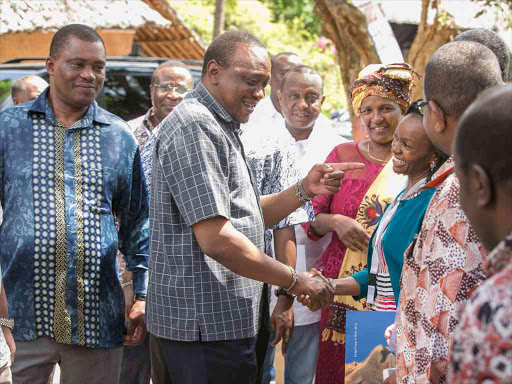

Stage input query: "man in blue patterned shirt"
[{"left": 0, "top": 24, "right": 149, "bottom": 383}]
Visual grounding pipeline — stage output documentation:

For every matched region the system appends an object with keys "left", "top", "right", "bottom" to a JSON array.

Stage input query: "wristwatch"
[
  {"left": 133, "top": 293, "right": 147, "bottom": 302},
  {"left": 274, "top": 288, "right": 295, "bottom": 300},
  {"left": 0, "top": 318, "right": 14, "bottom": 331}
]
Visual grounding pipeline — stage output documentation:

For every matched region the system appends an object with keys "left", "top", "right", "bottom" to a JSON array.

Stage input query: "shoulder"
[
  {"left": 0, "top": 103, "right": 32, "bottom": 123},
  {"left": 162, "top": 98, "right": 225, "bottom": 141},
  {"left": 127, "top": 114, "right": 145, "bottom": 133},
  {"left": 464, "top": 268, "right": 511, "bottom": 330},
  {"left": 95, "top": 106, "right": 138, "bottom": 144},
  {"left": 329, "top": 141, "right": 359, "bottom": 160}
]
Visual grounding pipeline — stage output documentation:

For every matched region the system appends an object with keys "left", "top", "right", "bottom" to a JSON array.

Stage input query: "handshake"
[{"left": 287, "top": 269, "right": 336, "bottom": 311}]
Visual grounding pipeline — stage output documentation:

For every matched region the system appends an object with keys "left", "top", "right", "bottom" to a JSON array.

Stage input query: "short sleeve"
[{"left": 157, "top": 121, "right": 231, "bottom": 227}]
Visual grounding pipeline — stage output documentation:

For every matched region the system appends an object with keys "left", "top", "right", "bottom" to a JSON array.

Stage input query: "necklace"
[{"left": 366, "top": 141, "right": 390, "bottom": 163}]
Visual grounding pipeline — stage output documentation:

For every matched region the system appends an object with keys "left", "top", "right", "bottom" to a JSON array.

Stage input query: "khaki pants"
[
  {"left": 0, "top": 364, "right": 12, "bottom": 384},
  {"left": 12, "top": 337, "right": 122, "bottom": 384}
]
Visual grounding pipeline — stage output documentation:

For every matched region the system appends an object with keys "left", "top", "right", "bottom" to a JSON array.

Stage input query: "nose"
[
  {"left": 371, "top": 110, "right": 384, "bottom": 125},
  {"left": 80, "top": 65, "right": 95, "bottom": 82},
  {"left": 165, "top": 88, "right": 181, "bottom": 100},
  {"left": 253, "top": 86, "right": 265, "bottom": 101},
  {"left": 297, "top": 97, "right": 308, "bottom": 110},
  {"left": 391, "top": 138, "right": 401, "bottom": 154}
]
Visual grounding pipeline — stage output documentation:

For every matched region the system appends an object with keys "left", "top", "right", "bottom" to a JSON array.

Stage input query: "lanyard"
[{"left": 367, "top": 178, "right": 427, "bottom": 304}]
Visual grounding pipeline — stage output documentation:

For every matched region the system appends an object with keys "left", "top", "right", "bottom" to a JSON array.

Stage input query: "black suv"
[{"left": 0, "top": 56, "right": 202, "bottom": 121}]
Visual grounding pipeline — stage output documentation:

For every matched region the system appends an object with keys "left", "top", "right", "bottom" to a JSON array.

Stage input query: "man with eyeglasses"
[
  {"left": 128, "top": 59, "right": 194, "bottom": 151},
  {"left": 119, "top": 59, "right": 193, "bottom": 384}
]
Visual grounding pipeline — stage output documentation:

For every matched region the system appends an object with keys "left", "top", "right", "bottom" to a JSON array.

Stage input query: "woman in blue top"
[{"left": 305, "top": 100, "right": 447, "bottom": 310}]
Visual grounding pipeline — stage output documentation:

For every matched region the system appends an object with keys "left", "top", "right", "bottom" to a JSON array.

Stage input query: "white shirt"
[
  {"left": 243, "top": 96, "right": 349, "bottom": 325},
  {"left": 275, "top": 117, "right": 347, "bottom": 326},
  {"left": 0, "top": 267, "right": 10, "bottom": 369},
  {"left": 241, "top": 96, "right": 284, "bottom": 142}
]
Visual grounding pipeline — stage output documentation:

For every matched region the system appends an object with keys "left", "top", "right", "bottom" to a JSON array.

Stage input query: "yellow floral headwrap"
[{"left": 351, "top": 63, "right": 415, "bottom": 115}]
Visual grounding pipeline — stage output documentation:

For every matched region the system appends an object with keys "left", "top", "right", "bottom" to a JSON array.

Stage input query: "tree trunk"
[
  {"left": 407, "top": 0, "right": 460, "bottom": 100},
  {"left": 314, "top": 0, "right": 379, "bottom": 122},
  {"left": 213, "top": 0, "right": 226, "bottom": 39},
  {"left": 314, "top": 0, "right": 459, "bottom": 139}
]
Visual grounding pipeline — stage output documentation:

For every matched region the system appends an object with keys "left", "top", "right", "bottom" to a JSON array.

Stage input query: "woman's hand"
[{"left": 329, "top": 214, "right": 370, "bottom": 252}]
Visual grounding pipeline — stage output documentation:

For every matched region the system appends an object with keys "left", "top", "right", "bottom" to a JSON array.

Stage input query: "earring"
[{"left": 430, "top": 162, "right": 436, "bottom": 173}]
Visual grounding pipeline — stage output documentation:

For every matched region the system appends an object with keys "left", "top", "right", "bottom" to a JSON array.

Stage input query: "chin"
[
  {"left": 238, "top": 114, "right": 251, "bottom": 124},
  {"left": 392, "top": 165, "right": 406, "bottom": 175},
  {"left": 73, "top": 96, "right": 95, "bottom": 109}
]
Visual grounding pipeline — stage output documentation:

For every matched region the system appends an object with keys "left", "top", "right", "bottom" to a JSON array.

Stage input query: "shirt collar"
[
  {"left": 29, "top": 87, "right": 110, "bottom": 128},
  {"left": 194, "top": 82, "right": 237, "bottom": 128},
  {"left": 142, "top": 107, "right": 157, "bottom": 131},
  {"left": 485, "top": 232, "right": 512, "bottom": 277},
  {"left": 425, "top": 156, "right": 454, "bottom": 188}
]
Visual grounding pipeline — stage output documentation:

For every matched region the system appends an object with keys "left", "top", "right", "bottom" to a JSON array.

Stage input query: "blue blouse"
[
  {"left": 0, "top": 89, "right": 149, "bottom": 348},
  {"left": 352, "top": 187, "right": 435, "bottom": 303}
]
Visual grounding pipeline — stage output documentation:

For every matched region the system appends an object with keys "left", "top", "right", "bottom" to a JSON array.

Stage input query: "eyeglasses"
[
  {"left": 417, "top": 100, "right": 450, "bottom": 116},
  {"left": 153, "top": 84, "right": 191, "bottom": 96}
]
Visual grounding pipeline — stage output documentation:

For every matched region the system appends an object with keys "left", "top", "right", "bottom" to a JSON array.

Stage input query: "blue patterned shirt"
[{"left": 0, "top": 89, "right": 150, "bottom": 348}]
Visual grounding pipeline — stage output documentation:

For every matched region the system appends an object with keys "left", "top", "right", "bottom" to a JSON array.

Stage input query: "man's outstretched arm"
[{"left": 260, "top": 162, "right": 364, "bottom": 227}]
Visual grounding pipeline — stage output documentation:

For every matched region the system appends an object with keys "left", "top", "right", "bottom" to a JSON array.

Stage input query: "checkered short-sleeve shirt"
[{"left": 146, "top": 83, "right": 266, "bottom": 342}]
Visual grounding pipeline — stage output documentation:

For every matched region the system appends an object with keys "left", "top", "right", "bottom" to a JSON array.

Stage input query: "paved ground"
[
  {"left": 50, "top": 345, "right": 286, "bottom": 384},
  {"left": 275, "top": 342, "right": 285, "bottom": 383}
]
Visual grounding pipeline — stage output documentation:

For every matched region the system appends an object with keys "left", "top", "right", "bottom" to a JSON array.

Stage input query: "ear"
[
  {"left": 46, "top": 56, "right": 55, "bottom": 77},
  {"left": 12, "top": 98, "right": 20, "bottom": 105},
  {"left": 277, "top": 89, "right": 283, "bottom": 104},
  {"left": 429, "top": 100, "right": 447, "bottom": 134},
  {"left": 469, "top": 164, "right": 493, "bottom": 208},
  {"left": 321, "top": 95, "right": 326, "bottom": 105},
  {"left": 206, "top": 60, "right": 221, "bottom": 86}
]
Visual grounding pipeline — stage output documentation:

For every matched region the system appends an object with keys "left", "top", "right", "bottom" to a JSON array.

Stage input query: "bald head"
[
  {"left": 270, "top": 52, "right": 302, "bottom": 100},
  {"left": 456, "top": 84, "right": 512, "bottom": 184},
  {"left": 424, "top": 41, "right": 503, "bottom": 118},
  {"left": 12, "top": 75, "right": 49, "bottom": 105}
]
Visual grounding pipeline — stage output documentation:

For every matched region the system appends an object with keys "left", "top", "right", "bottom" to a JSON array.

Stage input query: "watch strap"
[{"left": 0, "top": 318, "right": 14, "bottom": 330}]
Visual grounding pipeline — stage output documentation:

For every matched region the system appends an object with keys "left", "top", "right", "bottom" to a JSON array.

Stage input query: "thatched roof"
[
  {"left": 138, "top": 0, "right": 206, "bottom": 59},
  {"left": 0, "top": 0, "right": 205, "bottom": 60},
  {"left": 0, "top": 0, "right": 170, "bottom": 33}
]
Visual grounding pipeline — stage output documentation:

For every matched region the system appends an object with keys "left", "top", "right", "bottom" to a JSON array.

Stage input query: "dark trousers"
[
  {"left": 255, "top": 283, "right": 271, "bottom": 384},
  {"left": 150, "top": 334, "right": 258, "bottom": 384},
  {"left": 120, "top": 333, "right": 151, "bottom": 384}
]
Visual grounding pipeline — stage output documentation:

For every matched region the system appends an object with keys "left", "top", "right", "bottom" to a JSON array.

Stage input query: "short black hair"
[
  {"left": 454, "top": 28, "right": 511, "bottom": 81},
  {"left": 11, "top": 75, "right": 44, "bottom": 99},
  {"left": 456, "top": 84, "right": 512, "bottom": 184},
  {"left": 405, "top": 99, "right": 448, "bottom": 178},
  {"left": 424, "top": 41, "right": 503, "bottom": 118},
  {"left": 151, "top": 59, "right": 193, "bottom": 85},
  {"left": 49, "top": 24, "right": 105, "bottom": 59},
  {"left": 280, "top": 65, "right": 324, "bottom": 93},
  {"left": 201, "top": 30, "right": 265, "bottom": 76}
]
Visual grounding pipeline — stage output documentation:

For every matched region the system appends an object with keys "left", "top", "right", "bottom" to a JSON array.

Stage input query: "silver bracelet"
[
  {"left": 294, "top": 179, "right": 313, "bottom": 205},
  {"left": 284, "top": 266, "right": 297, "bottom": 292},
  {"left": 121, "top": 280, "right": 133, "bottom": 289}
]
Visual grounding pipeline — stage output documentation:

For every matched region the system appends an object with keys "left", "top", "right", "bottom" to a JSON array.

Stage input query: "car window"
[{"left": 103, "top": 72, "right": 152, "bottom": 122}]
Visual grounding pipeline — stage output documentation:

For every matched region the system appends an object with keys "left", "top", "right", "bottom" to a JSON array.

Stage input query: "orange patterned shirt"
[{"left": 395, "top": 157, "right": 487, "bottom": 383}]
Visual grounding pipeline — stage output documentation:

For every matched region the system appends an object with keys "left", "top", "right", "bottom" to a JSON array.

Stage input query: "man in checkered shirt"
[{"left": 146, "top": 30, "right": 363, "bottom": 384}]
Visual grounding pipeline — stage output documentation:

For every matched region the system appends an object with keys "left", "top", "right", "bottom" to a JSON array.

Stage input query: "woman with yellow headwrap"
[{"left": 303, "top": 63, "right": 415, "bottom": 384}]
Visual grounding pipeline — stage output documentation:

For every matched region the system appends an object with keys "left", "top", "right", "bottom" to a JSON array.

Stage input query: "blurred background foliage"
[{"left": 172, "top": 0, "right": 347, "bottom": 116}]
